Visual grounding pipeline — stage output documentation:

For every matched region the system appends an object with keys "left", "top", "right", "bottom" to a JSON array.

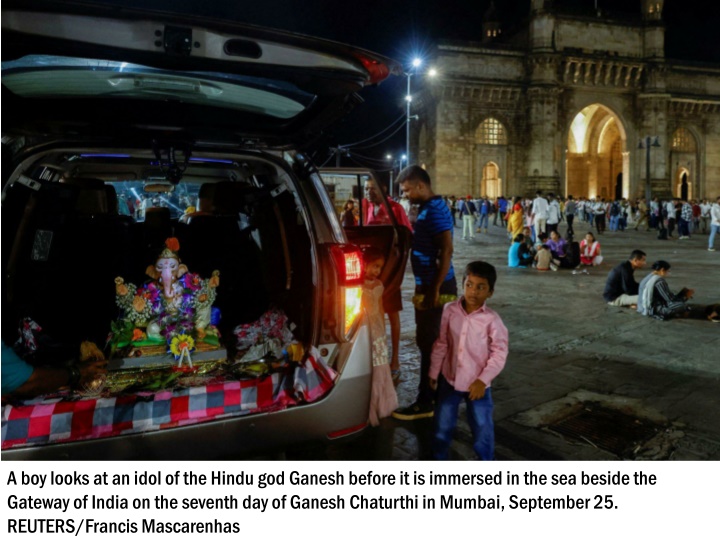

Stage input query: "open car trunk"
[
  {"left": 0, "top": 147, "right": 363, "bottom": 457},
  {"left": 3, "top": 147, "right": 321, "bottom": 362},
  {"left": 1, "top": 1, "right": 403, "bottom": 458}
]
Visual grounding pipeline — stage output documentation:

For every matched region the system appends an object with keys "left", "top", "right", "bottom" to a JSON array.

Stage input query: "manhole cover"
[{"left": 547, "top": 403, "right": 663, "bottom": 457}]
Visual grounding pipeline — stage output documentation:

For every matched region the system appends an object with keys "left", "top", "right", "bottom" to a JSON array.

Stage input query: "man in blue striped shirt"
[{"left": 393, "top": 166, "right": 457, "bottom": 421}]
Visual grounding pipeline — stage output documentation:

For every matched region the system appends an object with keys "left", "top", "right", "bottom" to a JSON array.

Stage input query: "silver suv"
[{"left": 1, "top": 1, "right": 409, "bottom": 459}]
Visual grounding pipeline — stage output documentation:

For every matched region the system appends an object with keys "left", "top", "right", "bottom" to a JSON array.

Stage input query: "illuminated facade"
[{"left": 416, "top": 0, "right": 720, "bottom": 199}]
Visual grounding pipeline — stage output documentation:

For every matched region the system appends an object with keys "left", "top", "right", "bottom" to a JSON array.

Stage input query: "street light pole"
[
  {"left": 639, "top": 135, "right": 661, "bottom": 224},
  {"left": 406, "top": 71, "right": 412, "bottom": 167},
  {"left": 405, "top": 58, "right": 424, "bottom": 169},
  {"left": 404, "top": 58, "right": 437, "bottom": 172}
]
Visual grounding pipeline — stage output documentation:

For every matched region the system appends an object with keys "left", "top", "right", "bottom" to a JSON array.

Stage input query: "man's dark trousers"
[{"left": 414, "top": 278, "right": 458, "bottom": 406}]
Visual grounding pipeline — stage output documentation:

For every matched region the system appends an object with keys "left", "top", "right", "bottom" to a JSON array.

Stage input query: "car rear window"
[{"left": 2, "top": 55, "right": 314, "bottom": 119}]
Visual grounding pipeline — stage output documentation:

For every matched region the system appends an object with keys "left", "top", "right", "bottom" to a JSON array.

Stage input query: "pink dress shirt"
[{"left": 429, "top": 300, "right": 509, "bottom": 392}]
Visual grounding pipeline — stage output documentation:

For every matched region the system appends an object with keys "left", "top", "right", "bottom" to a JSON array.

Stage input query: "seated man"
[
  {"left": 637, "top": 260, "right": 694, "bottom": 320},
  {"left": 603, "top": 249, "right": 647, "bottom": 307}
]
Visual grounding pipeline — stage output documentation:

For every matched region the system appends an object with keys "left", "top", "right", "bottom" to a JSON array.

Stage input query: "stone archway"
[
  {"left": 670, "top": 128, "right": 698, "bottom": 201},
  {"left": 482, "top": 161, "right": 501, "bottom": 198},
  {"left": 474, "top": 117, "right": 508, "bottom": 196},
  {"left": 565, "top": 104, "right": 628, "bottom": 200},
  {"left": 675, "top": 167, "right": 692, "bottom": 200}
]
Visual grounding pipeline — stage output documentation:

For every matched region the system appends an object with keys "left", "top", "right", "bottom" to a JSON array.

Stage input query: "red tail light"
[
  {"left": 354, "top": 54, "right": 392, "bottom": 85},
  {"left": 330, "top": 244, "right": 365, "bottom": 286}
]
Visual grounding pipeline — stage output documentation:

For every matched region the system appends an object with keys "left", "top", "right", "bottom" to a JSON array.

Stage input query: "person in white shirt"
[
  {"left": 665, "top": 199, "right": 678, "bottom": 238},
  {"left": 531, "top": 190, "right": 549, "bottom": 236},
  {"left": 577, "top": 198, "right": 585, "bottom": 222},
  {"left": 546, "top": 193, "right": 562, "bottom": 235},
  {"left": 593, "top": 198, "right": 608, "bottom": 234},
  {"left": 458, "top": 196, "right": 478, "bottom": 241},
  {"left": 708, "top": 196, "right": 720, "bottom": 252},
  {"left": 700, "top": 199, "right": 712, "bottom": 234}
]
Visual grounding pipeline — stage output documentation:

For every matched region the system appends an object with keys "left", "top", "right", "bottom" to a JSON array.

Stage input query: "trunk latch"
[{"left": 163, "top": 26, "right": 193, "bottom": 56}]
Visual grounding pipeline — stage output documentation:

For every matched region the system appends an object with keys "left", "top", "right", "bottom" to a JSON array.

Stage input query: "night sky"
[{"left": 80, "top": 0, "right": 720, "bottom": 168}]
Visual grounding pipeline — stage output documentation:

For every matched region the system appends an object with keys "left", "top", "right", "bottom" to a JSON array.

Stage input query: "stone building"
[{"left": 414, "top": 0, "right": 720, "bottom": 200}]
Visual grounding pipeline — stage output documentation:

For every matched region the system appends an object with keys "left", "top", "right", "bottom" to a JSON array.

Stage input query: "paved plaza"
[{"left": 328, "top": 218, "right": 720, "bottom": 461}]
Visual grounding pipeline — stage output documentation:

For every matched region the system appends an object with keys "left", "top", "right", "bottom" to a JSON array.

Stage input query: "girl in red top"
[{"left": 579, "top": 232, "right": 602, "bottom": 266}]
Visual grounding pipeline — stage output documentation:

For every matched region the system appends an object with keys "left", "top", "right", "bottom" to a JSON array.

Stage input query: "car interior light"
[
  {"left": 223, "top": 39, "right": 263, "bottom": 59},
  {"left": 188, "top": 157, "right": 235, "bottom": 164},
  {"left": 79, "top": 153, "right": 131, "bottom": 158}
]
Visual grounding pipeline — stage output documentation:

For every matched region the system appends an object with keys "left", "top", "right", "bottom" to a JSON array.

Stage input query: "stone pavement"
[{"left": 328, "top": 217, "right": 720, "bottom": 461}]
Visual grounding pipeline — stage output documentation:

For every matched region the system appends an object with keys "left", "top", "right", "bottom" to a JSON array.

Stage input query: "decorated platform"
[{"left": 1, "top": 351, "right": 336, "bottom": 450}]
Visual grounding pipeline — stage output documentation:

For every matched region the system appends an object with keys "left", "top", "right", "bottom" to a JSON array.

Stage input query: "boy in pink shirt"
[{"left": 429, "top": 261, "right": 509, "bottom": 460}]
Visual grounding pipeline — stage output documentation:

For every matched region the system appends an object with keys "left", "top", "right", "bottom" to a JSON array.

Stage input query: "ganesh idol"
[{"left": 113, "top": 238, "right": 220, "bottom": 360}]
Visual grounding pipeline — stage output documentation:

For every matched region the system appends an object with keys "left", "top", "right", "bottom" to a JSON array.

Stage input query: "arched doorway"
[
  {"left": 615, "top": 173, "right": 623, "bottom": 201},
  {"left": 675, "top": 167, "right": 691, "bottom": 200},
  {"left": 474, "top": 118, "right": 507, "bottom": 196},
  {"left": 565, "top": 104, "right": 628, "bottom": 199},
  {"left": 670, "top": 128, "right": 698, "bottom": 201},
  {"left": 482, "top": 162, "right": 500, "bottom": 198}
]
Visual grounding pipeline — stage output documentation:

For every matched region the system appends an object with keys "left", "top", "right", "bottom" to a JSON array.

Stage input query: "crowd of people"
[
  {"left": 343, "top": 165, "right": 716, "bottom": 461},
  {"left": 354, "top": 176, "right": 718, "bottom": 458},
  {"left": 4, "top": 165, "right": 717, "bottom": 461},
  {"left": 431, "top": 192, "right": 720, "bottom": 251}
]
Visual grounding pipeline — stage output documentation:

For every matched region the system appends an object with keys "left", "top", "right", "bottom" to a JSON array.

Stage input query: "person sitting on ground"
[
  {"left": 546, "top": 230, "right": 572, "bottom": 269},
  {"left": 534, "top": 244, "right": 552, "bottom": 271},
  {"left": 508, "top": 234, "right": 533, "bottom": 268},
  {"left": 521, "top": 226, "right": 535, "bottom": 256},
  {"left": 579, "top": 232, "right": 602, "bottom": 267},
  {"left": 603, "top": 249, "right": 647, "bottom": 308},
  {"left": 534, "top": 231, "right": 548, "bottom": 251},
  {"left": 637, "top": 260, "right": 694, "bottom": 320}
]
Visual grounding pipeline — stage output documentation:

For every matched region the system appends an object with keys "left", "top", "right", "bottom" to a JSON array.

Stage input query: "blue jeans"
[
  {"left": 477, "top": 213, "right": 489, "bottom": 229},
  {"left": 710, "top": 224, "right": 720, "bottom": 249},
  {"left": 433, "top": 376, "right": 494, "bottom": 460},
  {"left": 678, "top": 219, "right": 690, "bottom": 237},
  {"left": 609, "top": 215, "right": 619, "bottom": 231}
]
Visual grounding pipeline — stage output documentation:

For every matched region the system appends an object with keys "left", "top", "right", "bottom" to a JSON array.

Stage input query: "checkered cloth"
[{"left": 2, "top": 350, "right": 337, "bottom": 450}]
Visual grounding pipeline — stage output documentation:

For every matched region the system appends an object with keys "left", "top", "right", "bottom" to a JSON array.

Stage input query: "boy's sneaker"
[
  {"left": 550, "top": 263, "right": 559, "bottom": 271},
  {"left": 392, "top": 402, "right": 434, "bottom": 420},
  {"left": 709, "top": 248, "right": 716, "bottom": 252}
]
